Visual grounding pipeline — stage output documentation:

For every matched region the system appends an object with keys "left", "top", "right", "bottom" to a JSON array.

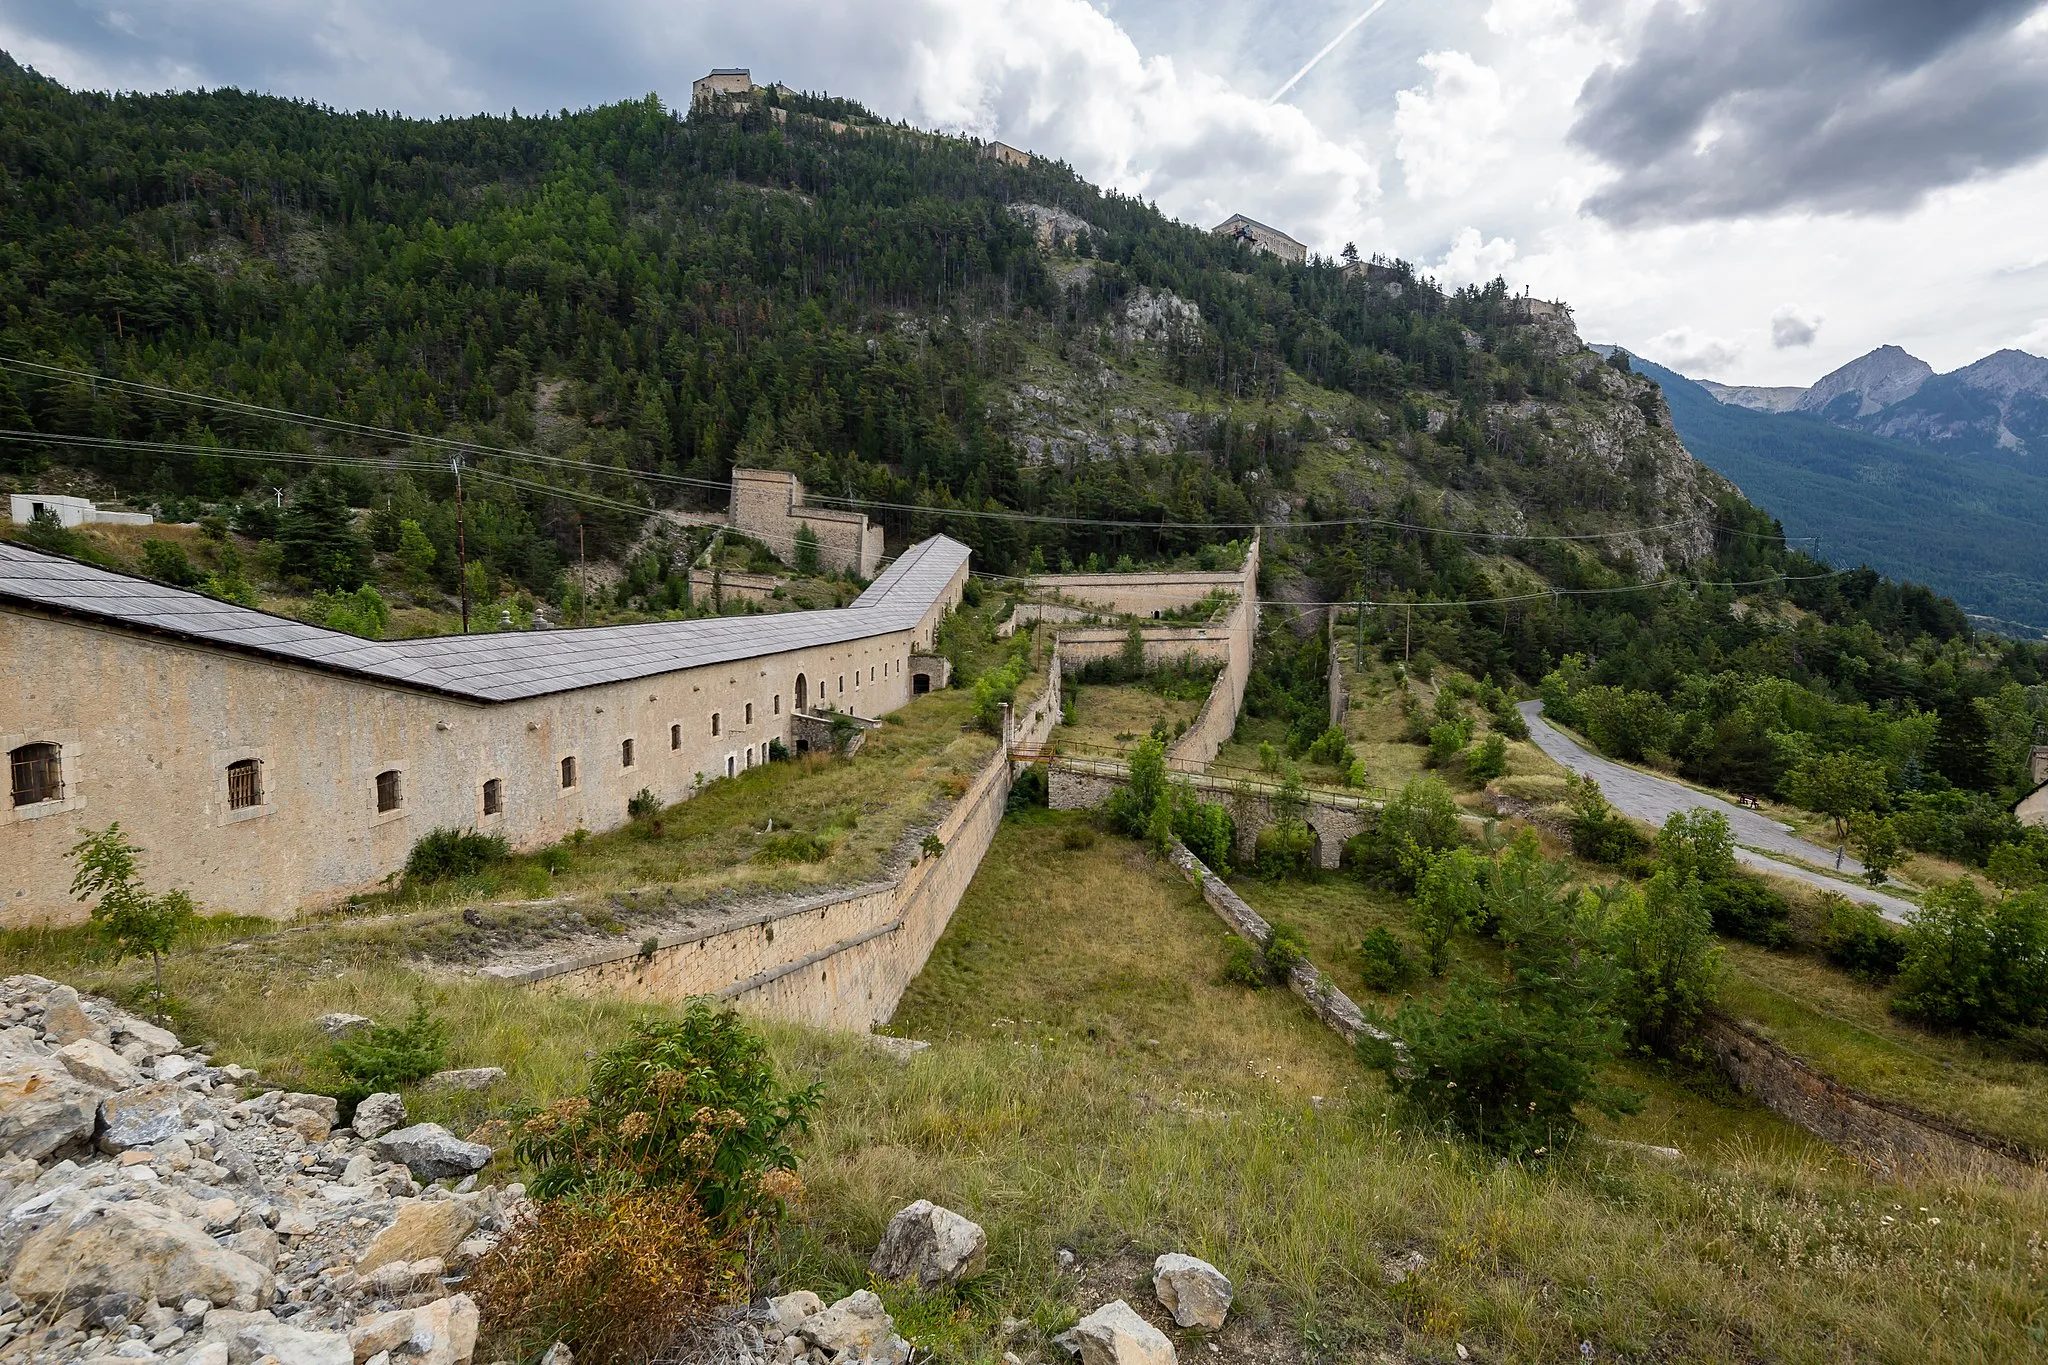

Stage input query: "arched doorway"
[
  {"left": 912, "top": 672, "right": 931, "bottom": 696},
  {"left": 794, "top": 673, "right": 808, "bottom": 712}
]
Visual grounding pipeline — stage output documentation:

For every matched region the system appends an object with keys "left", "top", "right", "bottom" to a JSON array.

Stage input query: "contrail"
[{"left": 1269, "top": 0, "right": 1391, "bottom": 103}]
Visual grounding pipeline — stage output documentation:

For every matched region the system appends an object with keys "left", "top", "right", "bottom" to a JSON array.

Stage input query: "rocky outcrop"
[{"left": 0, "top": 976, "right": 510, "bottom": 1365}]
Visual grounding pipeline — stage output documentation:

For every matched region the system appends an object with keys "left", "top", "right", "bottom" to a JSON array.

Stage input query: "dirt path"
[{"left": 1518, "top": 701, "right": 1918, "bottom": 922}]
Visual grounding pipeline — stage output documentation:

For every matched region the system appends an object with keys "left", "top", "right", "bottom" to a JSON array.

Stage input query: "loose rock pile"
[{"left": 1, "top": 976, "right": 513, "bottom": 1365}]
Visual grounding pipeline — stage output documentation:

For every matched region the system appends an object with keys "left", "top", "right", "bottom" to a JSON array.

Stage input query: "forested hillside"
[
  {"left": 4, "top": 57, "right": 2047, "bottom": 872},
  {"left": 1639, "top": 356, "right": 2048, "bottom": 633}
]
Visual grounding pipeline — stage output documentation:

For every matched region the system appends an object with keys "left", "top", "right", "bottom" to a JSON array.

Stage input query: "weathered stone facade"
[
  {"left": 729, "top": 468, "right": 884, "bottom": 578},
  {"left": 1, "top": 536, "right": 968, "bottom": 925}
]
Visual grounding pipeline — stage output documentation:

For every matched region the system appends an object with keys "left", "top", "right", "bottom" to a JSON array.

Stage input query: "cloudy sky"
[{"left": 5, "top": 0, "right": 2047, "bottom": 384}]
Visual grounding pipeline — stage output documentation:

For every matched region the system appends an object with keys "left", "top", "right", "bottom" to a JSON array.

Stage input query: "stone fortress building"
[
  {"left": 1210, "top": 214, "right": 1307, "bottom": 264},
  {"left": 0, "top": 519, "right": 968, "bottom": 926},
  {"left": 727, "top": 467, "right": 886, "bottom": 578}
]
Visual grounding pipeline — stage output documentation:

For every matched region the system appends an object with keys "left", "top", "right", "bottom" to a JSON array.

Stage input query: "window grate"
[
  {"left": 375, "top": 769, "right": 402, "bottom": 813},
  {"left": 226, "top": 759, "right": 262, "bottom": 810},
  {"left": 561, "top": 756, "right": 578, "bottom": 789},
  {"left": 9, "top": 743, "right": 61, "bottom": 807}
]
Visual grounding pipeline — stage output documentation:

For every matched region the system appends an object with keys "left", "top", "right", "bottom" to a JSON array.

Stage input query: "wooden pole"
[{"left": 452, "top": 456, "right": 469, "bottom": 634}]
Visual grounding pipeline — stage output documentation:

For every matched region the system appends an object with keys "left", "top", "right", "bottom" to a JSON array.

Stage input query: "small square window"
[
  {"left": 670, "top": 723, "right": 681, "bottom": 750},
  {"left": 622, "top": 738, "right": 636, "bottom": 769},
  {"left": 375, "top": 769, "right": 402, "bottom": 813},
  {"left": 226, "top": 758, "right": 262, "bottom": 810},
  {"left": 482, "top": 778, "right": 503, "bottom": 815},
  {"left": 561, "top": 756, "right": 578, "bottom": 789}
]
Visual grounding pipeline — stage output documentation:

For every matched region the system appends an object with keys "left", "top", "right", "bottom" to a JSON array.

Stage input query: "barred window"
[
  {"left": 9, "top": 743, "right": 61, "bottom": 807},
  {"left": 621, "top": 738, "right": 636, "bottom": 769},
  {"left": 375, "top": 769, "right": 402, "bottom": 813},
  {"left": 226, "top": 759, "right": 262, "bottom": 810},
  {"left": 561, "top": 756, "right": 578, "bottom": 789}
]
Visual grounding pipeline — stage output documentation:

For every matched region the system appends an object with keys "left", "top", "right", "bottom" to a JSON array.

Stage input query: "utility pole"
[
  {"left": 1404, "top": 603, "right": 1412, "bottom": 663},
  {"left": 578, "top": 516, "right": 587, "bottom": 627},
  {"left": 452, "top": 455, "right": 469, "bottom": 634}
]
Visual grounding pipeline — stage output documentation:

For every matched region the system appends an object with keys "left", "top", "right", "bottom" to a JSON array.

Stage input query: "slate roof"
[{"left": 0, "top": 535, "right": 969, "bottom": 703}]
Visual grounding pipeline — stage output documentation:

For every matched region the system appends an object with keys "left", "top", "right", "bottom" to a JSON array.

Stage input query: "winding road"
[{"left": 1518, "top": 701, "right": 1918, "bottom": 922}]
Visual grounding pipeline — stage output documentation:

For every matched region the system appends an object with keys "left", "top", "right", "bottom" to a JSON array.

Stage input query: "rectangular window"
[
  {"left": 744, "top": 702, "right": 753, "bottom": 724},
  {"left": 772, "top": 694, "right": 780, "bottom": 715},
  {"left": 621, "top": 738, "right": 636, "bottom": 768},
  {"left": 483, "top": 778, "right": 503, "bottom": 815},
  {"left": 869, "top": 667, "right": 875, "bottom": 682},
  {"left": 375, "top": 769, "right": 402, "bottom": 813},
  {"left": 9, "top": 743, "right": 63, "bottom": 807},
  {"left": 561, "top": 756, "right": 578, "bottom": 789},
  {"left": 838, "top": 675, "right": 845, "bottom": 694},
  {"left": 711, "top": 712, "right": 721, "bottom": 737},
  {"left": 726, "top": 754, "right": 735, "bottom": 778},
  {"left": 745, "top": 746, "right": 754, "bottom": 768},
  {"left": 670, "top": 723, "right": 681, "bottom": 751},
  {"left": 226, "top": 758, "right": 262, "bottom": 810}
]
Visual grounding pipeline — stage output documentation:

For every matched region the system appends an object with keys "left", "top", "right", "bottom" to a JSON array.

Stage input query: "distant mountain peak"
[
  {"left": 1949, "top": 348, "right": 2048, "bottom": 400},
  {"left": 1795, "top": 344, "right": 1934, "bottom": 418}
]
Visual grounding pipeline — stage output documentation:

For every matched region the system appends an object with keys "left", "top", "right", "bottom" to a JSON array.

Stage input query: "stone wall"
[
  {"left": 1049, "top": 761, "right": 1367, "bottom": 870},
  {"left": 1165, "top": 536, "right": 1259, "bottom": 769},
  {"left": 1703, "top": 1014, "right": 2043, "bottom": 1186},
  {"left": 686, "top": 566, "right": 780, "bottom": 604},
  {"left": 516, "top": 651, "right": 1062, "bottom": 1032},
  {"left": 728, "top": 468, "right": 884, "bottom": 578},
  {"left": 1327, "top": 606, "right": 1348, "bottom": 729},
  {"left": 1052, "top": 625, "right": 1233, "bottom": 670}
]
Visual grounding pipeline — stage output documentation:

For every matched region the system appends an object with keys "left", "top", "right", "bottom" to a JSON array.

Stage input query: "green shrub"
[
  {"left": 141, "top": 538, "right": 200, "bottom": 586},
  {"left": 67, "top": 823, "right": 197, "bottom": 1012},
  {"left": 1174, "top": 797, "right": 1234, "bottom": 872},
  {"left": 1464, "top": 733, "right": 1508, "bottom": 782},
  {"left": 1222, "top": 934, "right": 1267, "bottom": 988},
  {"left": 330, "top": 1002, "right": 448, "bottom": 1113},
  {"left": 754, "top": 830, "right": 834, "bottom": 864},
  {"left": 1566, "top": 772, "right": 1650, "bottom": 865},
  {"left": 1006, "top": 764, "right": 1047, "bottom": 813},
  {"left": 405, "top": 828, "right": 511, "bottom": 884},
  {"left": 766, "top": 737, "right": 791, "bottom": 763},
  {"left": 626, "top": 788, "right": 660, "bottom": 820},
  {"left": 1488, "top": 698, "right": 1529, "bottom": 740},
  {"left": 1306, "top": 726, "right": 1352, "bottom": 768},
  {"left": 1426, "top": 720, "right": 1472, "bottom": 768},
  {"left": 1348, "top": 774, "right": 1462, "bottom": 888},
  {"left": 1060, "top": 823, "right": 1097, "bottom": 851},
  {"left": 1413, "top": 847, "right": 1483, "bottom": 975},
  {"left": 1358, "top": 926, "right": 1416, "bottom": 991},
  {"left": 1254, "top": 820, "right": 1319, "bottom": 880},
  {"left": 514, "top": 1003, "right": 819, "bottom": 1219},
  {"left": 1263, "top": 920, "right": 1310, "bottom": 980},
  {"left": 1700, "top": 876, "right": 1792, "bottom": 947},
  {"left": 1603, "top": 872, "right": 1722, "bottom": 1062},
  {"left": 1891, "top": 882, "right": 2048, "bottom": 1035},
  {"left": 1819, "top": 897, "right": 1906, "bottom": 981}
]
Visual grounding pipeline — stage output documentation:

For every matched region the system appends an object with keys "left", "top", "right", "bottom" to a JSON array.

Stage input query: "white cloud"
[
  {"left": 1432, "top": 227, "right": 1518, "bottom": 285},
  {"left": 1644, "top": 327, "right": 1744, "bottom": 376},
  {"left": 2016, "top": 319, "right": 2048, "bottom": 354},
  {"left": 1770, "top": 306, "right": 1821, "bottom": 349},
  {"left": 1392, "top": 51, "right": 1505, "bottom": 199}
]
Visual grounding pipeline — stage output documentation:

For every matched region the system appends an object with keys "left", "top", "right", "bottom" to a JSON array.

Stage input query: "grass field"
[
  {"left": 1060, "top": 681, "right": 1208, "bottom": 756},
  {"left": 8, "top": 808, "right": 2046, "bottom": 1362}
]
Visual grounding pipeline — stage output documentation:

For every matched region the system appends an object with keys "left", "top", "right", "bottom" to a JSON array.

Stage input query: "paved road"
[{"left": 1518, "top": 701, "right": 1919, "bottom": 922}]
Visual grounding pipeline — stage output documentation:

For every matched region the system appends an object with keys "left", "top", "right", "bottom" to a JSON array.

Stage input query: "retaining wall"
[
  {"left": 1327, "top": 606, "right": 1348, "bottom": 729},
  {"left": 1165, "top": 536, "right": 1260, "bottom": 768},
  {"left": 1703, "top": 1014, "right": 2044, "bottom": 1186},
  {"left": 1048, "top": 762, "right": 1368, "bottom": 869},
  {"left": 516, "top": 651, "right": 1061, "bottom": 1031}
]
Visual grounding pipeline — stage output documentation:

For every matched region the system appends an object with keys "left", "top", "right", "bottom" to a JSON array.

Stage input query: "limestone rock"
[
  {"left": 1151, "top": 1254, "right": 1231, "bottom": 1330},
  {"left": 358, "top": 1200, "right": 480, "bottom": 1273},
  {"left": 349, "top": 1294, "right": 478, "bottom": 1365},
  {"left": 154, "top": 1053, "right": 203, "bottom": 1083},
  {"left": 863, "top": 1035, "right": 931, "bottom": 1064},
  {"left": 226, "top": 1316, "right": 352, "bottom": 1365},
  {"left": 767, "top": 1290, "right": 824, "bottom": 1330},
  {"left": 538, "top": 1344, "right": 573, "bottom": 1365},
  {"left": 8, "top": 1200, "right": 275, "bottom": 1310},
  {"left": 279, "top": 1093, "right": 340, "bottom": 1126},
  {"left": 274, "top": 1105, "right": 334, "bottom": 1143},
  {"left": 115, "top": 1017, "right": 181, "bottom": 1057},
  {"left": 869, "top": 1199, "right": 987, "bottom": 1288},
  {"left": 226, "top": 1226, "right": 281, "bottom": 1273},
  {"left": 797, "top": 1290, "right": 894, "bottom": 1355},
  {"left": 0, "top": 1051, "right": 103, "bottom": 1160},
  {"left": 41, "top": 985, "right": 108, "bottom": 1046},
  {"left": 56, "top": 1038, "right": 143, "bottom": 1091},
  {"left": 423, "top": 1068, "right": 505, "bottom": 1092},
  {"left": 1068, "top": 1301, "right": 1175, "bottom": 1365},
  {"left": 350, "top": 1093, "right": 406, "bottom": 1141},
  {"left": 313, "top": 1013, "right": 374, "bottom": 1039},
  {"left": 373, "top": 1125, "right": 491, "bottom": 1181},
  {"left": 98, "top": 1082, "right": 200, "bottom": 1152}
]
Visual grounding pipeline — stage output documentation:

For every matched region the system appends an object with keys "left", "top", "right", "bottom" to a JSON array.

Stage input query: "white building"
[{"left": 9, "top": 494, "right": 152, "bottom": 529}]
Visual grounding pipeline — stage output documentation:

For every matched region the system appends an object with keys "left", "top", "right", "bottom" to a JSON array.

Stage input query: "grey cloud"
[
  {"left": 1568, "top": 0, "right": 2048, "bottom": 223},
  {"left": 1771, "top": 309, "right": 1820, "bottom": 349}
]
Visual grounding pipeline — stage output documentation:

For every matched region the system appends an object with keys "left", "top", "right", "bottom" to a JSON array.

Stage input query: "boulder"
[
  {"left": 1151, "top": 1254, "right": 1231, "bottom": 1330},
  {"left": 313, "top": 1014, "right": 374, "bottom": 1039},
  {"left": 0, "top": 1052, "right": 103, "bottom": 1160},
  {"left": 274, "top": 1106, "right": 334, "bottom": 1143},
  {"left": 767, "top": 1290, "right": 824, "bottom": 1331},
  {"left": 373, "top": 1125, "right": 491, "bottom": 1181},
  {"left": 56, "top": 1038, "right": 142, "bottom": 1092},
  {"left": 225, "top": 1316, "right": 351, "bottom": 1365},
  {"left": 357, "top": 1200, "right": 480, "bottom": 1273},
  {"left": 869, "top": 1199, "right": 987, "bottom": 1288},
  {"left": 797, "top": 1290, "right": 894, "bottom": 1356},
  {"left": 279, "top": 1093, "right": 340, "bottom": 1126},
  {"left": 350, "top": 1094, "right": 406, "bottom": 1141},
  {"left": 98, "top": 1083, "right": 202, "bottom": 1152},
  {"left": 41, "top": 985, "right": 108, "bottom": 1046},
  {"left": 423, "top": 1068, "right": 505, "bottom": 1092},
  {"left": 226, "top": 1226, "right": 281, "bottom": 1273},
  {"left": 8, "top": 1200, "right": 274, "bottom": 1310},
  {"left": 862, "top": 1036, "right": 931, "bottom": 1064},
  {"left": 538, "top": 1344, "right": 573, "bottom": 1365},
  {"left": 348, "top": 1294, "right": 478, "bottom": 1365},
  {"left": 154, "top": 1054, "right": 202, "bottom": 1083},
  {"left": 114, "top": 1018, "right": 181, "bottom": 1058},
  {"left": 1067, "top": 1301, "right": 1175, "bottom": 1365}
]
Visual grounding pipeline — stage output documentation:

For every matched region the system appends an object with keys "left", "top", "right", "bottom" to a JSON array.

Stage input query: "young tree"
[
  {"left": 1413, "top": 846, "right": 1483, "bottom": 975},
  {"left": 394, "top": 518, "right": 438, "bottom": 584},
  {"left": 1656, "top": 809, "right": 1736, "bottom": 884},
  {"left": 277, "top": 474, "right": 371, "bottom": 591},
  {"left": 1603, "top": 872, "right": 1721, "bottom": 1061},
  {"left": 68, "top": 824, "right": 197, "bottom": 1014},
  {"left": 1849, "top": 812, "right": 1903, "bottom": 887},
  {"left": 792, "top": 522, "right": 821, "bottom": 575},
  {"left": 1787, "top": 751, "right": 1890, "bottom": 844}
]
